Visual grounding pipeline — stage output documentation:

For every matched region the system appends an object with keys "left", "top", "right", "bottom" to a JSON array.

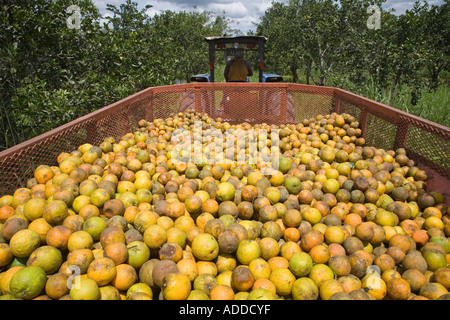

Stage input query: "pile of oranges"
[{"left": 0, "top": 110, "right": 448, "bottom": 300}]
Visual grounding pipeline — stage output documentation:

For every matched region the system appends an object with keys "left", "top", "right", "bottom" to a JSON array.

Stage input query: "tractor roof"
[{"left": 204, "top": 36, "right": 267, "bottom": 48}]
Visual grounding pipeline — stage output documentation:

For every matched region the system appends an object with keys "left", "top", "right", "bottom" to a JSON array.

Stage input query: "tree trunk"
[
  {"left": 291, "top": 65, "right": 298, "bottom": 83},
  {"left": 305, "top": 61, "right": 312, "bottom": 85},
  {"left": 428, "top": 66, "right": 441, "bottom": 91}
]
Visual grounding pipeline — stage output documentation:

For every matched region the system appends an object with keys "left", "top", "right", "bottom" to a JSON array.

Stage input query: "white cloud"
[
  {"left": 383, "top": 0, "right": 444, "bottom": 13},
  {"left": 92, "top": 0, "right": 445, "bottom": 33},
  {"left": 208, "top": 2, "right": 248, "bottom": 18}
]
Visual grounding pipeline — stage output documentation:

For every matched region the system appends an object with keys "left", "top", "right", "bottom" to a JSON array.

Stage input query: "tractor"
[
  {"left": 181, "top": 36, "right": 295, "bottom": 123},
  {"left": 190, "top": 35, "right": 283, "bottom": 83}
]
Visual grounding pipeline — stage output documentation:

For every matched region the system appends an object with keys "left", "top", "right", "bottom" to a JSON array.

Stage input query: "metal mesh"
[{"left": 0, "top": 83, "right": 449, "bottom": 199}]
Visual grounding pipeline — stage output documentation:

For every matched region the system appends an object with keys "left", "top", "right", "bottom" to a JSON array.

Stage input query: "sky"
[{"left": 92, "top": 0, "right": 445, "bottom": 34}]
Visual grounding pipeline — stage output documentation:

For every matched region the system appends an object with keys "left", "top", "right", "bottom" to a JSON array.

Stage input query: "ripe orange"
[
  {"left": 301, "top": 230, "right": 324, "bottom": 252},
  {"left": 110, "top": 263, "right": 137, "bottom": 291},
  {"left": 269, "top": 267, "right": 296, "bottom": 296},
  {"left": 308, "top": 263, "right": 335, "bottom": 287},
  {"left": 45, "top": 225, "right": 72, "bottom": 252},
  {"left": 252, "top": 278, "right": 277, "bottom": 295},
  {"left": 162, "top": 272, "right": 191, "bottom": 300},
  {"left": 309, "top": 244, "right": 330, "bottom": 264},
  {"left": 210, "top": 284, "right": 235, "bottom": 300},
  {"left": 284, "top": 227, "right": 301, "bottom": 242},
  {"left": 320, "top": 279, "right": 345, "bottom": 300}
]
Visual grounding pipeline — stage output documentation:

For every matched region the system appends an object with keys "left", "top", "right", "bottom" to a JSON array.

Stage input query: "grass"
[
  {"left": 290, "top": 71, "right": 450, "bottom": 129},
  {"left": 355, "top": 79, "right": 450, "bottom": 128}
]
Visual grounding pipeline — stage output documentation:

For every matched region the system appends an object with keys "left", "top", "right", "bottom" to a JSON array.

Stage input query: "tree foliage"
[
  {"left": 0, "top": 0, "right": 227, "bottom": 150},
  {"left": 257, "top": 0, "right": 449, "bottom": 92}
]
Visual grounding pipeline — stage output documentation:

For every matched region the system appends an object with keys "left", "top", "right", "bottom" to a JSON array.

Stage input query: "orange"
[
  {"left": 401, "top": 269, "right": 426, "bottom": 292},
  {"left": 216, "top": 270, "right": 233, "bottom": 287},
  {"left": 0, "top": 266, "right": 24, "bottom": 294},
  {"left": 27, "top": 245, "right": 63, "bottom": 274},
  {"left": 66, "top": 248, "right": 95, "bottom": 274},
  {"left": 45, "top": 273, "right": 70, "bottom": 299},
  {"left": 9, "top": 229, "right": 41, "bottom": 258},
  {"left": 197, "top": 261, "right": 217, "bottom": 276},
  {"left": 34, "top": 165, "right": 55, "bottom": 185},
  {"left": 162, "top": 272, "right": 191, "bottom": 300},
  {"left": 45, "top": 225, "right": 72, "bottom": 252},
  {"left": 320, "top": 279, "right": 345, "bottom": 300},
  {"left": 252, "top": 278, "right": 277, "bottom": 295},
  {"left": 301, "top": 207, "right": 322, "bottom": 225},
  {"left": 259, "top": 237, "right": 280, "bottom": 260},
  {"left": 216, "top": 254, "right": 237, "bottom": 274},
  {"left": 284, "top": 227, "right": 300, "bottom": 242},
  {"left": 419, "top": 282, "right": 448, "bottom": 300},
  {"left": 269, "top": 267, "right": 296, "bottom": 296},
  {"left": 87, "top": 257, "right": 117, "bottom": 286},
  {"left": 301, "top": 230, "right": 324, "bottom": 252},
  {"left": 292, "top": 277, "right": 319, "bottom": 300},
  {"left": 103, "top": 242, "right": 128, "bottom": 266},
  {"left": 328, "top": 243, "right": 346, "bottom": 257},
  {"left": 361, "top": 272, "right": 387, "bottom": 300},
  {"left": 328, "top": 255, "right": 351, "bottom": 277},
  {"left": 78, "top": 204, "right": 100, "bottom": 221},
  {"left": 267, "top": 256, "right": 289, "bottom": 271},
  {"left": 133, "top": 210, "right": 158, "bottom": 234},
  {"left": 308, "top": 263, "right": 335, "bottom": 287},
  {"left": 0, "top": 205, "right": 15, "bottom": 223},
  {"left": 28, "top": 218, "right": 52, "bottom": 244},
  {"left": 23, "top": 198, "right": 47, "bottom": 221},
  {"left": 338, "top": 274, "right": 361, "bottom": 294},
  {"left": 210, "top": 284, "right": 235, "bottom": 300},
  {"left": 248, "top": 258, "right": 271, "bottom": 280},
  {"left": 389, "top": 234, "right": 412, "bottom": 253},
  {"left": 386, "top": 278, "right": 411, "bottom": 300},
  {"left": 69, "top": 278, "right": 100, "bottom": 300},
  {"left": 100, "top": 226, "right": 126, "bottom": 248},
  {"left": 279, "top": 241, "right": 301, "bottom": 261},
  {"left": 309, "top": 244, "right": 330, "bottom": 264},
  {"left": 324, "top": 225, "right": 346, "bottom": 244},
  {"left": 67, "top": 230, "right": 94, "bottom": 251},
  {"left": 0, "top": 243, "right": 13, "bottom": 267},
  {"left": 43, "top": 200, "right": 69, "bottom": 226},
  {"left": 343, "top": 213, "right": 362, "bottom": 227},
  {"left": 62, "top": 214, "right": 84, "bottom": 232},
  {"left": 177, "top": 258, "right": 198, "bottom": 282},
  {"left": 433, "top": 268, "right": 450, "bottom": 290},
  {"left": 231, "top": 266, "right": 254, "bottom": 292},
  {"left": 124, "top": 206, "right": 139, "bottom": 224},
  {"left": 110, "top": 264, "right": 137, "bottom": 291}
]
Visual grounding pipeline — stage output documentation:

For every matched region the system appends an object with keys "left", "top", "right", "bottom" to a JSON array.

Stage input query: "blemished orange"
[{"left": 87, "top": 257, "right": 117, "bottom": 286}]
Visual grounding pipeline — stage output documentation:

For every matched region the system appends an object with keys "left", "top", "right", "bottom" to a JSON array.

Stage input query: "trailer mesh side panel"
[{"left": 0, "top": 83, "right": 449, "bottom": 200}]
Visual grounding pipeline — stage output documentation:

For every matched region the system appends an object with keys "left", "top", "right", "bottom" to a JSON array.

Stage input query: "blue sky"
[{"left": 92, "top": 0, "right": 445, "bottom": 33}]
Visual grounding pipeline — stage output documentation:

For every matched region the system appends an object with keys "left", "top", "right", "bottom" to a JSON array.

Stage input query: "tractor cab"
[{"left": 191, "top": 36, "right": 283, "bottom": 83}]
